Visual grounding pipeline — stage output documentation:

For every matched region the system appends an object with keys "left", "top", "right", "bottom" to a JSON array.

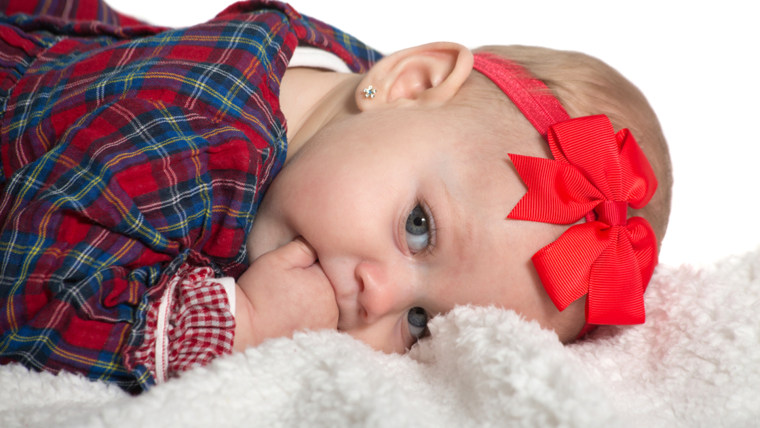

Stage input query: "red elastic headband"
[{"left": 472, "top": 52, "right": 659, "bottom": 329}]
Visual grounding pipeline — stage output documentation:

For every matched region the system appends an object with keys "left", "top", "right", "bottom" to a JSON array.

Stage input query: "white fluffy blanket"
[{"left": 2, "top": 247, "right": 758, "bottom": 427}]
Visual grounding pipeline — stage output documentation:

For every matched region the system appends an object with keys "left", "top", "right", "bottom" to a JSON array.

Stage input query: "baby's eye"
[
  {"left": 405, "top": 204, "right": 431, "bottom": 254},
  {"left": 407, "top": 306, "right": 429, "bottom": 341}
]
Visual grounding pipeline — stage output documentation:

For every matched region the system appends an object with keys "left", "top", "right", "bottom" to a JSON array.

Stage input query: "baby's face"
[{"left": 248, "top": 105, "right": 568, "bottom": 352}]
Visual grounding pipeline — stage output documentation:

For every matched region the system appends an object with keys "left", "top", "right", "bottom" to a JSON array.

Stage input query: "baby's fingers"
[{"left": 267, "top": 237, "right": 317, "bottom": 269}]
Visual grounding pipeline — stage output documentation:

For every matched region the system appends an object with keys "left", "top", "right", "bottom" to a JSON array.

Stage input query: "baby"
[
  {"left": 243, "top": 43, "right": 673, "bottom": 347},
  {"left": 0, "top": 0, "right": 672, "bottom": 392}
]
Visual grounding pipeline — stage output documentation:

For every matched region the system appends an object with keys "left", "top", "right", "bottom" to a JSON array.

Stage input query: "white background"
[{"left": 107, "top": 0, "right": 760, "bottom": 267}]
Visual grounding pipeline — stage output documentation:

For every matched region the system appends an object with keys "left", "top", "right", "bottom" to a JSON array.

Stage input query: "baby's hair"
[{"left": 468, "top": 45, "right": 673, "bottom": 248}]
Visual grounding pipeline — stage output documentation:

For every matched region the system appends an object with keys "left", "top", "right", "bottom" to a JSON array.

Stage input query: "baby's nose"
[{"left": 355, "top": 260, "right": 412, "bottom": 323}]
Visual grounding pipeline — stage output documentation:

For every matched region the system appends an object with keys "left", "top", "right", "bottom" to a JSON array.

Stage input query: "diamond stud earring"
[{"left": 362, "top": 85, "right": 377, "bottom": 99}]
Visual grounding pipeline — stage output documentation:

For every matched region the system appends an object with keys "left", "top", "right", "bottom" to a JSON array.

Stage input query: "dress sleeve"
[
  {"left": 1, "top": 1, "right": 288, "bottom": 393},
  {"left": 0, "top": 98, "right": 261, "bottom": 392},
  {"left": 126, "top": 264, "right": 235, "bottom": 383}
]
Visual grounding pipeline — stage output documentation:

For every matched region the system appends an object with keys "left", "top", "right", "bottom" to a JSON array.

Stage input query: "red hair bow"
[{"left": 508, "top": 115, "right": 658, "bottom": 324}]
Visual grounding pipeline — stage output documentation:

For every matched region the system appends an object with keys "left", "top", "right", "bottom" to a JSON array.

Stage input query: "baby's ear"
[{"left": 356, "top": 42, "right": 473, "bottom": 110}]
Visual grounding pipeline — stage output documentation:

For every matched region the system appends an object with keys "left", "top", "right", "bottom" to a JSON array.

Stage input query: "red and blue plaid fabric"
[{"left": 0, "top": 0, "right": 379, "bottom": 392}]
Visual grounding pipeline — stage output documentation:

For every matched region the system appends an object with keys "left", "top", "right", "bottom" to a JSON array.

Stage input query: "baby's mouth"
[
  {"left": 320, "top": 264, "right": 342, "bottom": 331},
  {"left": 298, "top": 234, "right": 364, "bottom": 334},
  {"left": 301, "top": 239, "right": 341, "bottom": 330}
]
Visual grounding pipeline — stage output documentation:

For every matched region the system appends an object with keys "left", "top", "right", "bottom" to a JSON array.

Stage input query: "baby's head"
[
  {"left": 248, "top": 42, "right": 672, "bottom": 352},
  {"left": 462, "top": 45, "right": 672, "bottom": 339}
]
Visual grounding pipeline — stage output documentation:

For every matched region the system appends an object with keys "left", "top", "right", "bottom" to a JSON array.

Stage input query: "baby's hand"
[{"left": 236, "top": 238, "right": 339, "bottom": 347}]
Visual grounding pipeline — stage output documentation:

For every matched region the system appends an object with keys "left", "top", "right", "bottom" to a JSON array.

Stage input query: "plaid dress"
[{"left": 0, "top": 0, "right": 379, "bottom": 392}]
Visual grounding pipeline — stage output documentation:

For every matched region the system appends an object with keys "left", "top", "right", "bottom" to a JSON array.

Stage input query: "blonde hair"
[{"left": 469, "top": 45, "right": 673, "bottom": 247}]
